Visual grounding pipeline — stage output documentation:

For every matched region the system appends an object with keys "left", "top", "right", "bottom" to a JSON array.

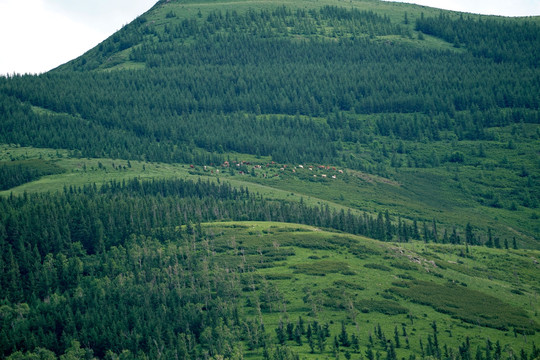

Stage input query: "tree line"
[{"left": 0, "top": 160, "right": 64, "bottom": 191}]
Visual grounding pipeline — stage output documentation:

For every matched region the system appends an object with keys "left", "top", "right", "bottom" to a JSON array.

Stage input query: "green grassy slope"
[{"left": 202, "top": 221, "right": 539, "bottom": 359}]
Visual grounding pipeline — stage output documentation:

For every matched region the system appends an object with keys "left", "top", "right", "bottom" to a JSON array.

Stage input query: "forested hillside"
[
  {"left": 1, "top": 179, "right": 539, "bottom": 359},
  {"left": 0, "top": 0, "right": 539, "bottom": 358}
]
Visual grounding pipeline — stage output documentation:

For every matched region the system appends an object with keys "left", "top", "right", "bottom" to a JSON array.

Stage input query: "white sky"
[
  {"left": 0, "top": 0, "right": 539, "bottom": 76},
  {"left": 0, "top": 0, "right": 157, "bottom": 75},
  {"left": 383, "top": 0, "right": 540, "bottom": 17}
]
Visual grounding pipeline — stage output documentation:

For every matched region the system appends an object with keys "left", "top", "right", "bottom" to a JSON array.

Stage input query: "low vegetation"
[{"left": 390, "top": 280, "right": 539, "bottom": 333}]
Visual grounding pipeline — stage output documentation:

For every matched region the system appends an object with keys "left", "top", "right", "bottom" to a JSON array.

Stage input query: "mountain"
[{"left": 0, "top": 0, "right": 539, "bottom": 359}]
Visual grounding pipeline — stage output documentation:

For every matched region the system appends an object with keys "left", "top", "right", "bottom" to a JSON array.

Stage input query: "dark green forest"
[
  {"left": 1, "top": 6, "right": 538, "bottom": 164},
  {"left": 0, "top": 0, "right": 539, "bottom": 358}
]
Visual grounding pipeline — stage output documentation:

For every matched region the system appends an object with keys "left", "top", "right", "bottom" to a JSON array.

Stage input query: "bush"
[
  {"left": 449, "top": 151, "right": 465, "bottom": 163},
  {"left": 390, "top": 261, "right": 418, "bottom": 271},
  {"left": 333, "top": 280, "right": 365, "bottom": 290},
  {"left": 355, "top": 299, "right": 408, "bottom": 315},
  {"left": 291, "top": 260, "right": 350, "bottom": 276},
  {"left": 364, "top": 263, "right": 391, "bottom": 271},
  {"left": 390, "top": 280, "right": 539, "bottom": 332}
]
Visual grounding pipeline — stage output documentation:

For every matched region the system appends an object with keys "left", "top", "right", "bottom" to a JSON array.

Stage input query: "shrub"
[
  {"left": 364, "top": 263, "right": 391, "bottom": 271},
  {"left": 355, "top": 299, "right": 408, "bottom": 315},
  {"left": 333, "top": 280, "right": 365, "bottom": 290},
  {"left": 390, "top": 280, "right": 539, "bottom": 332},
  {"left": 291, "top": 260, "right": 350, "bottom": 276},
  {"left": 390, "top": 261, "right": 418, "bottom": 271}
]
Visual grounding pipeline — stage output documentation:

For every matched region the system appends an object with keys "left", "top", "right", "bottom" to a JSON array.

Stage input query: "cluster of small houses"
[{"left": 190, "top": 161, "right": 344, "bottom": 179}]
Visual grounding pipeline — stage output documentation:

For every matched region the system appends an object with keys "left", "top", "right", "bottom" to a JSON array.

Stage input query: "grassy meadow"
[{"left": 200, "top": 221, "right": 539, "bottom": 358}]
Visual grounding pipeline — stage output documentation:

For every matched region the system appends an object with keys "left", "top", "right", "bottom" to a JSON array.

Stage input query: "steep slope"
[{"left": 1, "top": 0, "right": 538, "bottom": 248}]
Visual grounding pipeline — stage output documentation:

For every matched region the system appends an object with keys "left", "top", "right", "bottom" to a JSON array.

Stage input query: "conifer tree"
[
  {"left": 306, "top": 325, "right": 315, "bottom": 353},
  {"left": 339, "top": 321, "right": 350, "bottom": 347}
]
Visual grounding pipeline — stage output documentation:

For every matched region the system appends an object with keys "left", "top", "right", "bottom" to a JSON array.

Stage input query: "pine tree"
[
  {"left": 494, "top": 340, "right": 501, "bottom": 360},
  {"left": 297, "top": 316, "right": 305, "bottom": 335},
  {"left": 351, "top": 334, "right": 359, "bottom": 353},
  {"left": 485, "top": 338, "right": 492, "bottom": 360},
  {"left": 486, "top": 228, "right": 494, "bottom": 247},
  {"left": 423, "top": 222, "right": 430, "bottom": 243},
  {"left": 6, "top": 246, "right": 23, "bottom": 302},
  {"left": 386, "top": 341, "right": 396, "bottom": 360},
  {"left": 366, "top": 345, "right": 374, "bottom": 360},
  {"left": 339, "top": 321, "right": 350, "bottom": 347},
  {"left": 475, "top": 346, "right": 484, "bottom": 360},
  {"left": 431, "top": 218, "right": 438, "bottom": 243},
  {"left": 443, "top": 228, "right": 449, "bottom": 244},
  {"left": 333, "top": 336, "right": 340, "bottom": 357},
  {"left": 294, "top": 324, "right": 302, "bottom": 346},
  {"left": 307, "top": 325, "right": 315, "bottom": 353},
  {"left": 465, "top": 222, "right": 475, "bottom": 245},
  {"left": 286, "top": 322, "right": 294, "bottom": 341},
  {"left": 317, "top": 328, "right": 326, "bottom": 353},
  {"left": 413, "top": 220, "right": 420, "bottom": 239},
  {"left": 276, "top": 320, "right": 286, "bottom": 345},
  {"left": 431, "top": 321, "right": 440, "bottom": 358}
]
